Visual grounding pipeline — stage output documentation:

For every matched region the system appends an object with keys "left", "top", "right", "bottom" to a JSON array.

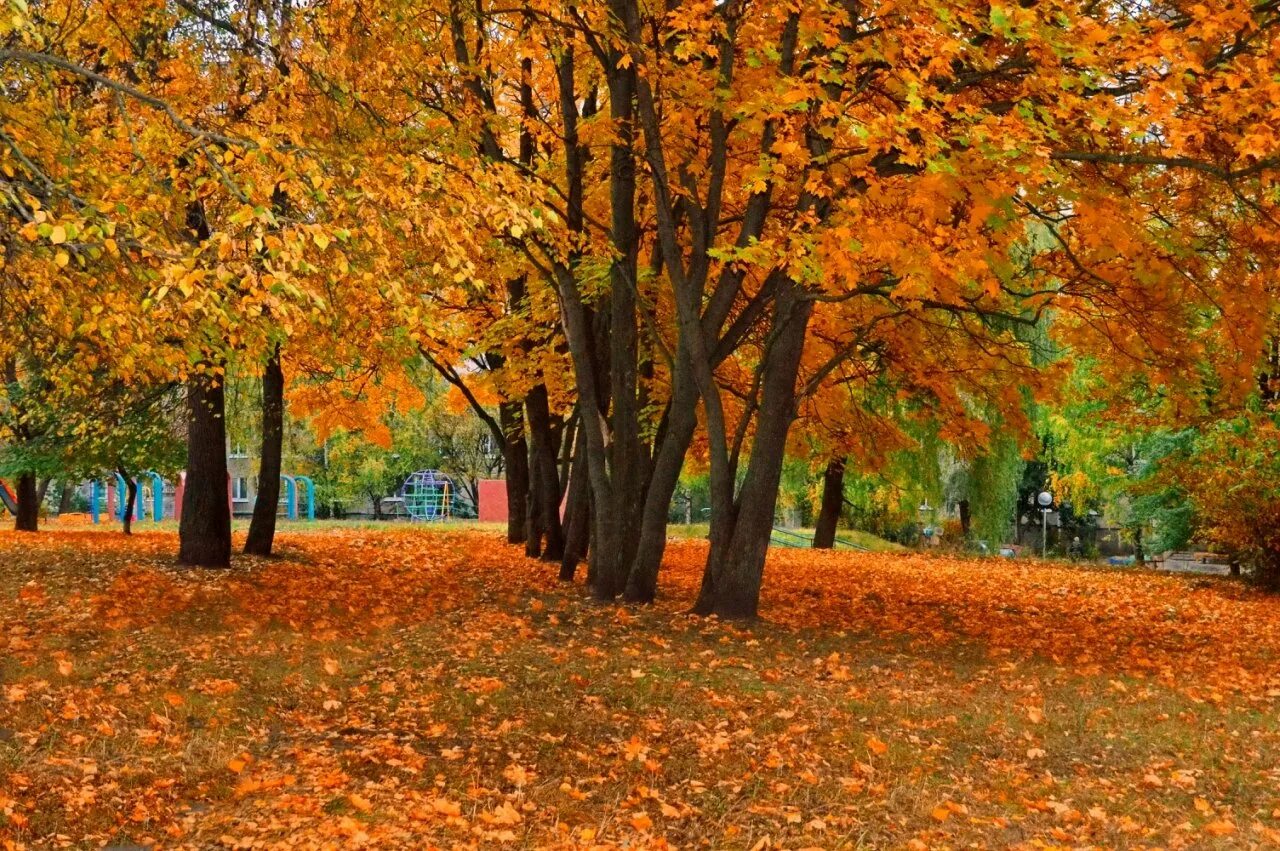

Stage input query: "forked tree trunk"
[
  {"left": 178, "top": 370, "right": 232, "bottom": 567},
  {"left": 694, "top": 292, "right": 813, "bottom": 619},
  {"left": 245, "top": 345, "right": 284, "bottom": 556},
  {"left": 500, "top": 402, "right": 530, "bottom": 546},
  {"left": 119, "top": 468, "right": 138, "bottom": 536},
  {"left": 813, "top": 457, "right": 845, "bottom": 549},
  {"left": 14, "top": 472, "right": 38, "bottom": 532}
]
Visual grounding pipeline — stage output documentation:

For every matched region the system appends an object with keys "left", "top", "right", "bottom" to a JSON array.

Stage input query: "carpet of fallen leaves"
[{"left": 3, "top": 526, "right": 1280, "bottom": 850}]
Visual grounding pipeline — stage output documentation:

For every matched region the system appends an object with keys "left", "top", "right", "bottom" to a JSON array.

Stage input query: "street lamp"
[
  {"left": 918, "top": 500, "right": 932, "bottom": 546},
  {"left": 1037, "top": 491, "right": 1053, "bottom": 558}
]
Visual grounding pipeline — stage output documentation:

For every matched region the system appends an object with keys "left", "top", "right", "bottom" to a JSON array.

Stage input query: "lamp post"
[
  {"left": 918, "top": 501, "right": 932, "bottom": 547},
  {"left": 1037, "top": 491, "right": 1053, "bottom": 558}
]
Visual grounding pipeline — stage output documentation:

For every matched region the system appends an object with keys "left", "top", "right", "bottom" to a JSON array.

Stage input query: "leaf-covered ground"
[{"left": 3, "top": 526, "right": 1280, "bottom": 849}]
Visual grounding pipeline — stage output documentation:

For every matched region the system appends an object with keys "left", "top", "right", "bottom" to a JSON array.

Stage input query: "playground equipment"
[
  {"left": 0, "top": 481, "right": 17, "bottom": 515},
  {"left": 400, "top": 470, "right": 453, "bottom": 521},
  {"left": 84, "top": 471, "right": 318, "bottom": 524}
]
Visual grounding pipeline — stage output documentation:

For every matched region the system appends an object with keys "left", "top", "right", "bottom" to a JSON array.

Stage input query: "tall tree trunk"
[
  {"left": 178, "top": 370, "right": 232, "bottom": 567},
  {"left": 500, "top": 401, "right": 530, "bottom": 545},
  {"left": 119, "top": 467, "right": 138, "bottom": 536},
  {"left": 623, "top": 364, "right": 698, "bottom": 602},
  {"left": 14, "top": 472, "right": 38, "bottom": 532},
  {"left": 559, "top": 436, "right": 591, "bottom": 580},
  {"left": 245, "top": 344, "right": 284, "bottom": 556},
  {"left": 958, "top": 498, "right": 971, "bottom": 539},
  {"left": 526, "top": 384, "right": 565, "bottom": 561},
  {"left": 57, "top": 480, "right": 75, "bottom": 515},
  {"left": 813, "top": 457, "right": 845, "bottom": 549},
  {"left": 694, "top": 291, "right": 813, "bottom": 619},
  {"left": 525, "top": 450, "right": 543, "bottom": 558}
]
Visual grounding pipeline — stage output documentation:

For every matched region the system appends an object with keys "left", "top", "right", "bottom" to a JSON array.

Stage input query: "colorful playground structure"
[{"left": 76, "top": 473, "right": 317, "bottom": 524}]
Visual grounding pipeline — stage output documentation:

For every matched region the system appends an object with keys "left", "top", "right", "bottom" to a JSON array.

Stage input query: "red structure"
[{"left": 477, "top": 479, "right": 508, "bottom": 523}]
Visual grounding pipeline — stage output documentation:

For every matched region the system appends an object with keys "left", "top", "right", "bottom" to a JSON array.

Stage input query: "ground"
[{"left": 2, "top": 525, "right": 1280, "bottom": 850}]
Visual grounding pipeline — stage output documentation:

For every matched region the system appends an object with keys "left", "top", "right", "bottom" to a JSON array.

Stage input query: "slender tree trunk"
[
  {"left": 119, "top": 467, "right": 138, "bottom": 536},
  {"left": 525, "top": 449, "right": 543, "bottom": 558},
  {"left": 14, "top": 472, "right": 38, "bottom": 532},
  {"left": 245, "top": 344, "right": 284, "bottom": 556},
  {"left": 813, "top": 457, "right": 845, "bottom": 549},
  {"left": 178, "top": 370, "right": 232, "bottom": 567},
  {"left": 560, "top": 437, "right": 591, "bottom": 581},
  {"left": 57, "top": 480, "right": 75, "bottom": 515},
  {"left": 500, "top": 401, "right": 530, "bottom": 545},
  {"left": 624, "top": 365, "right": 698, "bottom": 602},
  {"left": 958, "top": 499, "right": 971, "bottom": 539},
  {"left": 526, "top": 384, "right": 565, "bottom": 561}
]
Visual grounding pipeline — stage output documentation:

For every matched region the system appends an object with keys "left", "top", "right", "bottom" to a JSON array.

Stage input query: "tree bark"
[
  {"left": 178, "top": 370, "right": 232, "bottom": 567},
  {"left": 500, "top": 401, "right": 530, "bottom": 545},
  {"left": 14, "top": 472, "right": 38, "bottom": 532},
  {"left": 623, "top": 364, "right": 699, "bottom": 602},
  {"left": 813, "top": 457, "right": 845, "bottom": 549},
  {"left": 57, "top": 480, "right": 75, "bottom": 515},
  {"left": 119, "top": 467, "right": 138, "bottom": 535},
  {"left": 694, "top": 290, "right": 814, "bottom": 619},
  {"left": 526, "top": 383, "right": 565, "bottom": 561},
  {"left": 524, "top": 448, "right": 543, "bottom": 558},
  {"left": 560, "top": 436, "right": 591, "bottom": 581},
  {"left": 245, "top": 344, "right": 284, "bottom": 556},
  {"left": 958, "top": 498, "right": 971, "bottom": 539}
]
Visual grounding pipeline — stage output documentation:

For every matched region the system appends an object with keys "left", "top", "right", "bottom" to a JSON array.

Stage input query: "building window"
[
  {"left": 232, "top": 477, "right": 249, "bottom": 501},
  {"left": 230, "top": 445, "right": 248, "bottom": 459}
]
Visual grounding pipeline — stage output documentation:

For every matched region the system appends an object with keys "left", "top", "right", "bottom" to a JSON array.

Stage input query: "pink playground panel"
[{"left": 478, "top": 479, "right": 508, "bottom": 523}]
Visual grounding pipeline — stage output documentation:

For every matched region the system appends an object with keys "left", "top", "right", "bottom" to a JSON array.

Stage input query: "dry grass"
[{"left": 2, "top": 526, "right": 1279, "bottom": 849}]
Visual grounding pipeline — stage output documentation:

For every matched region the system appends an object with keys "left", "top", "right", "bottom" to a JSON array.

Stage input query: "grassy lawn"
[{"left": 3, "top": 526, "right": 1279, "bottom": 848}]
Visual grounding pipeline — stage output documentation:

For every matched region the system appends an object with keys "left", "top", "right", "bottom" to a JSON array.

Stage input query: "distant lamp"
[{"left": 1037, "top": 491, "right": 1053, "bottom": 558}]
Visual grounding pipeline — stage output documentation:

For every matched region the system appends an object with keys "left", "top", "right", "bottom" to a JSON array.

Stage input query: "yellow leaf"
[
  {"left": 55, "top": 250, "right": 69, "bottom": 268},
  {"left": 50, "top": 224, "right": 66, "bottom": 244}
]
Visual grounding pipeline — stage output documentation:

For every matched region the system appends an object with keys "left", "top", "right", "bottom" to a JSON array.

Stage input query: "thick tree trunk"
[
  {"left": 500, "top": 401, "right": 530, "bottom": 546},
  {"left": 245, "top": 345, "right": 284, "bottom": 556},
  {"left": 14, "top": 472, "right": 38, "bottom": 532},
  {"left": 958, "top": 498, "right": 971, "bottom": 539},
  {"left": 178, "top": 370, "right": 232, "bottom": 567},
  {"left": 813, "top": 457, "right": 845, "bottom": 549},
  {"left": 119, "top": 467, "right": 138, "bottom": 536},
  {"left": 559, "top": 438, "right": 591, "bottom": 581}
]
